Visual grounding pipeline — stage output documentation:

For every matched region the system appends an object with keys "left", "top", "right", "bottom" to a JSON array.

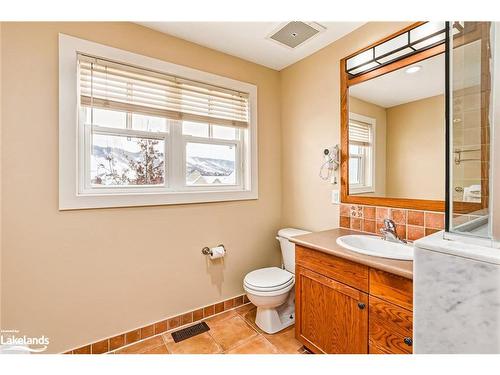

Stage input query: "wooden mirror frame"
[{"left": 340, "top": 22, "right": 446, "bottom": 211}]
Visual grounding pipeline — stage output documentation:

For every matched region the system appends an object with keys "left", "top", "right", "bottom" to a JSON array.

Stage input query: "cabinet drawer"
[
  {"left": 369, "top": 296, "right": 413, "bottom": 354},
  {"left": 296, "top": 245, "right": 369, "bottom": 292},
  {"left": 369, "top": 268, "right": 413, "bottom": 310}
]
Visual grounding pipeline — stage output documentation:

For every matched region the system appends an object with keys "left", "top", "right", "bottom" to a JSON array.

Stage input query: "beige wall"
[
  {"left": 280, "top": 22, "right": 412, "bottom": 231},
  {"left": 0, "top": 22, "right": 282, "bottom": 353},
  {"left": 386, "top": 95, "right": 445, "bottom": 200},
  {"left": 349, "top": 96, "right": 387, "bottom": 197}
]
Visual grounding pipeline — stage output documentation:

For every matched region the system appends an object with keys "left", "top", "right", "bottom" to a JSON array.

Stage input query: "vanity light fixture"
[
  {"left": 405, "top": 65, "right": 422, "bottom": 74},
  {"left": 345, "top": 22, "right": 446, "bottom": 77}
]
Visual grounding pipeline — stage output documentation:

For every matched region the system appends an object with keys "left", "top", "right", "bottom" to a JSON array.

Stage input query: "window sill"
[
  {"left": 349, "top": 187, "right": 375, "bottom": 195},
  {"left": 59, "top": 189, "right": 258, "bottom": 210}
]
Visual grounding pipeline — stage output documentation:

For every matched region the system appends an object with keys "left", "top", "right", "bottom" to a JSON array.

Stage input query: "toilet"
[{"left": 243, "top": 228, "right": 310, "bottom": 334}]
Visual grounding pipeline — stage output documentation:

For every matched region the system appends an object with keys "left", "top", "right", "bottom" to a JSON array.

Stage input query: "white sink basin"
[{"left": 336, "top": 235, "right": 413, "bottom": 260}]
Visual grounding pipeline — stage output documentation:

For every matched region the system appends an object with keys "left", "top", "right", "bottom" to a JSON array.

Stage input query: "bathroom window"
[
  {"left": 183, "top": 122, "right": 241, "bottom": 186},
  {"left": 348, "top": 113, "right": 375, "bottom": 194},
  {"left": 59, "top": 35, "right": 257, "bottom": 209},
  {"left": 84, "top": 109, "right": 169, "bottom": 189}
]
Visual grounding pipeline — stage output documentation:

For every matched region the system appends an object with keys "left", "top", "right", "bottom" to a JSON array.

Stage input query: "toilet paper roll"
[{"left": 209, "top": 246, "right": 225, "bottom": 260}]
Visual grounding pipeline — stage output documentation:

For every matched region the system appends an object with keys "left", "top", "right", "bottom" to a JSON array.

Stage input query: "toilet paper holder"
[{"left": 201, "top": 244, "right": 226, "bottom": 256}]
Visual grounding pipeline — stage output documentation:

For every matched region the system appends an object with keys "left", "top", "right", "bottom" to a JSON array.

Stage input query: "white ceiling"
[
  {"left": 137, "top": 22, "right": 365, "bottom": 70},
  {"left": 349, "top": 53, "right": 445, "bottom": 108}
]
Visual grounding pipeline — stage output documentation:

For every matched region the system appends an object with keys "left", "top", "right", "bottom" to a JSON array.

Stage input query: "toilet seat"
[
  {"left": 244, "top": 281, "right": 294, "bottom": 297},
  {"left": 244, "top": 267, "right": 294, "bottom": 296},
  {"left": 244, "top": 277, "right": 294, "bottom": 292},
  {"left": 244, "top": 267, "right": 293, "bottom": 289}
]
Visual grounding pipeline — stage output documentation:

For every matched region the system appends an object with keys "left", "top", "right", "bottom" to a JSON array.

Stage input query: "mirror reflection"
[{"left": 348, "top": 53, "right": 445, "bottom": 200}]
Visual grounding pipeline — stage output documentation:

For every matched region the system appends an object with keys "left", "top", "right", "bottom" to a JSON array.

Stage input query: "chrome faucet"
[{"left": 380, "top": 219, "right": 406, "bottom": 244}]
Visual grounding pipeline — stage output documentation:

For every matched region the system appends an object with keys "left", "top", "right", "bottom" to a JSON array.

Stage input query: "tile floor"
[{"left": 111, "top": 303, "right": 308, "bottom": 354}]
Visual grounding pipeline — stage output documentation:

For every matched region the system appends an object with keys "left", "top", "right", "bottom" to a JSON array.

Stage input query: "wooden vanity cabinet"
[{"left": 295, "top": 245, "right": 413, "bottom": 354}]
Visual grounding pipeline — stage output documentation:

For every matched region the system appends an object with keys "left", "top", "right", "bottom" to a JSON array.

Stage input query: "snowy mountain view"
[
  {"left": 91, "top": 144, "right": 235, "bottom": 186},
  {"left": 90, "top": 138, "right": 165, "bottom": 186},
  {"left": 186, "top": 157, "right": 235, "bottom": 185}
]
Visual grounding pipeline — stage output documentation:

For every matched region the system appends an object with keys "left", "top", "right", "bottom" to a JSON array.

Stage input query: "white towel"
[{"left": 463, "top": 184, "right": 481, "bottom": 202}]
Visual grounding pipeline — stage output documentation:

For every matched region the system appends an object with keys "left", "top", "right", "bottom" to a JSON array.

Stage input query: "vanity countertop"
[{"left": 290, "top": 228, "right": 413, "bottom": 279}]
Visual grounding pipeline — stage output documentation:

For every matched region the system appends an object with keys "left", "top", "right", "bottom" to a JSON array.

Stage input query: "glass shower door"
[{"left": 448, "top": 21, "right": 495, "bottom": 240}]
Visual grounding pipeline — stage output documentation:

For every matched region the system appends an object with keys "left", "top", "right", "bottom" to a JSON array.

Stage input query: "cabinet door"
[{"left": 296, "top": 266, "right": 368, "bottom": 354}]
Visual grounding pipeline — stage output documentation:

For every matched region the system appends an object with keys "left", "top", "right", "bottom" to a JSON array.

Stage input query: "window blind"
[
  {"left": 349, "top": 119, "right": 372, "bottom": 146},
  {"left": 78, "top": 54, "right": 250, "bottom": 128}
]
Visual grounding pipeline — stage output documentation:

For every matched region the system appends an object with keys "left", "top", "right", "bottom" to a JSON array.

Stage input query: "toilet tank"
[{"left": 277, "top": 228, "right": 311, "bottom": 273}]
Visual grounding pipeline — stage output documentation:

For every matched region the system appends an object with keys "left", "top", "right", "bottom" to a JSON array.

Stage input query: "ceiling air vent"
[{"left": 269, "top": 21, "right": 325, "bottom": 48}]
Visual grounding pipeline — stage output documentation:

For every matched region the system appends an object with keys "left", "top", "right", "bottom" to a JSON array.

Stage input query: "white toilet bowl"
[
  {"left": 244, "top": 267, "right": 295, "bottom": 334},
  {"left": 243, "top": 228, "right": 310, "bottom": 334}
]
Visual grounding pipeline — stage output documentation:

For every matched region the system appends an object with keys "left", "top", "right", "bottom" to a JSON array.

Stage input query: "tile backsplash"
[{"left": 339, "top": 204, "right": 444, "bottom": 242}]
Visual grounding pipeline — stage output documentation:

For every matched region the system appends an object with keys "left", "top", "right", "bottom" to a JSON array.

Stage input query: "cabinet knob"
[
  {"left": 357, "top": 302, "right": 366, "bottom": 310},
  {"left": 404, "top": 337, "right": 413, "bottom": 346}
]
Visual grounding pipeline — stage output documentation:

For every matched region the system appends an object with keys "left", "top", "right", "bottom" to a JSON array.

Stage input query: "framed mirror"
[{"left": 340, "top": 22, "right": 446, "bottom": 211}]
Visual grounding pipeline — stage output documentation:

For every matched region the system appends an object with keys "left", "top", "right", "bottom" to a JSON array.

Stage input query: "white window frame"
[
  {"left": 59, "top": 34, "right": 258, "bottom": 210},
  {"left": 348, "top": 112, "right": 376, "bottom": 195},
  {"left": 80, "top": 109, "right": 172, "bottom": 194},
  {"left": 181, "top": 136, "right": 242, "bottom": 190}
]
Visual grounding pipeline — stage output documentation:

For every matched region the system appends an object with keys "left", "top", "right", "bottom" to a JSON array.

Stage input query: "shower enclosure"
[
  {"left": 447, "top": 21, "right": 498, "bottom": 244},
  {"left": 413, "top": 22, "right": 499, "bottom": 354}
]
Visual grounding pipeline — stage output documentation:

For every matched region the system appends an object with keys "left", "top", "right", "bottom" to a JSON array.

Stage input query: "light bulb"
[{"left": 405, "top": 65, "right": 422, "bottom": 74}]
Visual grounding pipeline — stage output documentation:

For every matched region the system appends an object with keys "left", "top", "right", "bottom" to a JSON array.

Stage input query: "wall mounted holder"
[{"left": 201, "top": 244, "right": 226, "bottom": 256}]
